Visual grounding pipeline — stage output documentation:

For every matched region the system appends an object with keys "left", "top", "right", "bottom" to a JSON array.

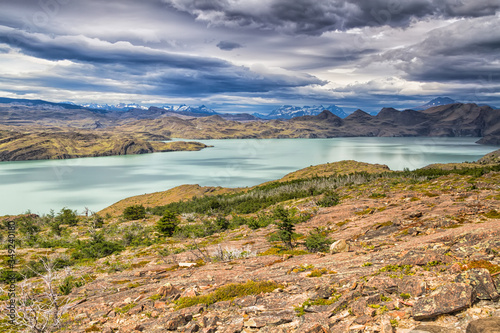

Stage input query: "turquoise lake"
[{"left": 0, "top": 137, "right": 498, "bottom": 215}]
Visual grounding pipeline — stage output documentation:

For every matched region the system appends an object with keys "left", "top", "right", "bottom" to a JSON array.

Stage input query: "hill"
[{"left": 0, "top": 130, "right": 209, "bottom": 161}]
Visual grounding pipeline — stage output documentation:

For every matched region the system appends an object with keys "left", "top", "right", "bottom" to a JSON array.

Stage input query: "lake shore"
[{"left": 1, "top": 137, "right": 498, "bottom": 215}]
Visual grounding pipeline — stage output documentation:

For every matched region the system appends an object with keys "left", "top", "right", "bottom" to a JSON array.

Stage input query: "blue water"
[{"left": 0, "top": 137, "right": 497, "bottom": 215}]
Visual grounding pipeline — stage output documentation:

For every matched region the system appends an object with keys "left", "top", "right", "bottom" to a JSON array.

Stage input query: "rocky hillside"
[
  {"left": 2, "top": 100, "right": 499, "bottom": 145},
  {"left": 0, "top": 130, "right": 209, "bottom": 161},
  {"left": 115, "top": 103, "right": 500, "bottom": 144},
  {"left": 1, "top": 153, "right": 499, "bottom": 332}
]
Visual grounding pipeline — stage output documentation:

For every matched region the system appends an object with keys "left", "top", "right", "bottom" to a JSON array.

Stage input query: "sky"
[{"left": 0, "top": 0, "right": 499, "bottom": 114}]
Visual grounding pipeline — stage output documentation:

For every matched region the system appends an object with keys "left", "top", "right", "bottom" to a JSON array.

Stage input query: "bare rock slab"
[
  {"left": 455, "top": 268, "right": 500, "bottom": 300},
  {"left": 466, "top": 317, "right": 500, "bottom": 333},
  {"left": 412, "top": 283, "right": 474, "bottom": 320}
]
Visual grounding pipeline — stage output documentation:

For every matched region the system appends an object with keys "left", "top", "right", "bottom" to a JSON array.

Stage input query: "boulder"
[
  {"left": 466, "top": 317, "right": 500, "bottom": 333},
  {"left": 398, "top": 277, "right": 427, "bottom": 297},
  {"left": 455, "top": 268, "right": 500, "bottom": 300},
  {"left": 412, "top": 283, "right": 474, "bottom": 320},
  {"left": 157, "top": 282, "right": 179, "bottom": 299},
  {"left": 165, "top": 313, "right": 191, "bottom": 331},
  {"left": 330, "top": 239, "right": 349, "bottom": 254},
  {"left": 350, "top": 298, "right": 367, "bottom": 316},
  {"left": 409, "top": 325, "right": 459, "bottom": 333},
  {"left": 380, "top": 317, "right": 394, "bottom": 333}
]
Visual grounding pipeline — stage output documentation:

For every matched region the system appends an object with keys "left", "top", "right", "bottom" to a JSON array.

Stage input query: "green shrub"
[
  {"left": 17, "top": 215, "right": 41, "bottom": 244},
  {"left": 369, "top": 192, "right": 387, "bottom": 199},
  {"left": 215, "top": 216, "right": 230, "bottom": 231},
  {"left": 90, "top": 213, "right": 104, "bottom": 228},
  {"left": 258, "top": 246, "right": 308, "bottom": 256},
  {"left": 304, "top": 228, "right": 332, "bottom": 253},
  {"left": 114, "top": 303, "right": 136, "bottom": 314},
  {"left": 123, "top": 205, "right": 146, "bottom": 220},
  {"left": 317, "top": 191, "right": 340, "bottom": 207},
  {"left": 122, "top": 223, "right": 154, "bottom": 247},
  {"left": 58, "top": 276, "right": 74, "bottom": 295},
  {"left": 484, "top": 210, "right": 500, "bottom": 219},
  {"left": 400, "top": 293, "right": 411, "bottom": 300},
  {"left": 55, "top": 207, "right": 79, "bottom": 226},
  {"left": 247, "top": 213, "right": 273, "bottom": 230},
  {"left": 155, "top": 210, "right": 179, "bottom": 237},
  {"left": 72, "top": 233, "right": 124, "bottom": 260},
  {"left": 174, "top": 280, "right": 282, "bottom": 309},
  {"left": 0, "top": 270, "right": 23, "bottom": 283},
  {"left": 273, "top": 207, "right": 295, "bottom": 249}
]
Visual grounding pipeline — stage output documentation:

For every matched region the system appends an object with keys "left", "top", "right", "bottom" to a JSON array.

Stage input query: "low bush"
[
  {"left": 174, "top": 280, "right": 282, "bottom": 309},
  {"left": 304, "top": 228, "right": 332, "bottom": 253},
  {"left": 72, "top": 233, "right": 124, "bottom": 260},
  {"left": 55, "top": 207, "right": 79, "bottom": 226},
  {"left": 123, "top": 205, "right": 146, "bottom": 220},
  {"left": 316, "top": 191, "right": 340, "bottom": 207},
  {"left": 156, "top": 210, "right": 180, "bottom": 236}
]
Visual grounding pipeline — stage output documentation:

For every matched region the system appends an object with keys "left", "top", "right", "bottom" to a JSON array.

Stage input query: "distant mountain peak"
[
  {"left": 261, "top": 104, "right": 347, "bottom": 119},
  {"left": 415, "top": 97, "right": 457, "bottom": 110}
]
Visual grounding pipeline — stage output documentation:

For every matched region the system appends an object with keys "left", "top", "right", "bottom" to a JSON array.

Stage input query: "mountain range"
[
  {"left": 1, "top": 96, "right": 499, "bottom": 161},
  {"left": 254, "top": 104, "right": 348, "bottom": 119}
]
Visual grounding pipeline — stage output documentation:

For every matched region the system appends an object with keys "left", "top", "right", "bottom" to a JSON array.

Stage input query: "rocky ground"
[
  {"left": 2, "top": 156, "right": 500, "bottom": 332},
  {"left": 61, "top": 171, "right": 500, "bottom": 332}
]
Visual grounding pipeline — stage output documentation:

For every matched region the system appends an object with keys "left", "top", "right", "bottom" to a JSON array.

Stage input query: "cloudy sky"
[{"left": 0, "top": 0, "right": 499, "bottom": 113}]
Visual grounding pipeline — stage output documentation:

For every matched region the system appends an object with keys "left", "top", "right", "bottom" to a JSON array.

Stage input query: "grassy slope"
[
  {"left": 100, "top": 160, "right": 392, "bottom": 217},
  {"left": 99, "top": 184, "right": 242, "bottom": 217}
]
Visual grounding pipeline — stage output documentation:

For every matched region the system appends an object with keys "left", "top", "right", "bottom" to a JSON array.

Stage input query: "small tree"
[
  {"left": 17, "top": 215, "right": 41, "bottom": 245},
  {"left": 304, "top": 228, "right": 332, "bottom": 252},
  {"left": 215, "top": 215, "right": 230, "bottom": 231},
  {"left": 123, "top": 205, "right": 146, "bottom": 220},
  {"left": 55, "top": 208, "right": 78, "bottom": 226},
  {"left": 273, "top": 206, "right": 294, "bottom": 249},
  {"left": 156, "top": 210, "right": 179, "bottom": 237}
]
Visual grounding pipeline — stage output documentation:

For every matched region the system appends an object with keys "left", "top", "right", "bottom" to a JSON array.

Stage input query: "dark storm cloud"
[
  {"left": 216, "top": 40, "right": 243, "bottom": 51},
  {"left": 383, "top": 16, "right": 500, "bottom": 82},
  {"left": 0, "top": 26, "right": 224, "bottom": 70},
  {"left": 165, "top": 0, "right": 500, "bottom": 35},
  {"left": 0, "top": 27, "right": 324, "bottom": 98}
]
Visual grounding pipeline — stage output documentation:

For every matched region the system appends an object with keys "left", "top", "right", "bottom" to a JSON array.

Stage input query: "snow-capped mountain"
[
  {"left": 163, "top": 104, "right": 217, "bottom": 115},
  {"left": 414, "top": 97, "right": 457, "bottom": 110},
  {"left": 256, "top": 104, "right": 348, "bottom": 119},
  {"left": 80, "top": 103, "right": 147, "bottom": 111}
]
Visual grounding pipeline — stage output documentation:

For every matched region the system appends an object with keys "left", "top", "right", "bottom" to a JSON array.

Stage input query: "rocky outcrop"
[
  {"left": 456, "top": 268, "right": 500, "bottom": 300},
  {"left": 412, "top": 283, "right": 474, "bottom": 320}
]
